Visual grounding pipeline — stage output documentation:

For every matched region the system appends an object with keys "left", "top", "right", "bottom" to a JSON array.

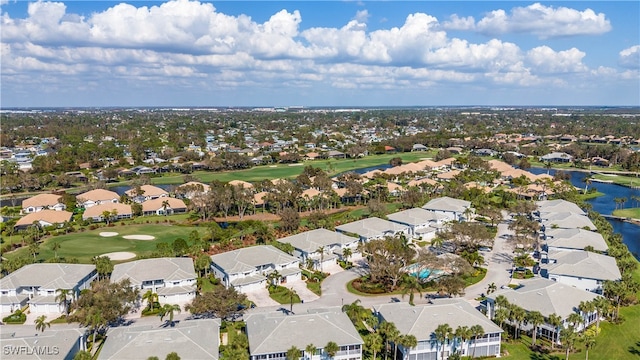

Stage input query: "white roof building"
[{"left": 335, "top": 217, "right": 410, "bottom": 242}]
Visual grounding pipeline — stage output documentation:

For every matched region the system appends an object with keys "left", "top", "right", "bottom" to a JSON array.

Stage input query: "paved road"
[{"left": 463, "top": 219, "right": 515, "bottom": 301}]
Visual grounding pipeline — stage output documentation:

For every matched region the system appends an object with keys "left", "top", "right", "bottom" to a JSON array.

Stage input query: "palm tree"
[
  {"left": 142, "top": 290, "right": 159, "bottom": 311},
  {"left": 526, "top": 311, "right": 544, "bottom": 346},
  {"left": 304, "top": 343, "right": 316, "bottom": 360},
  {"left": 494, "top": 308, "right": 510, "bottom": 331},
  {"left": 52, "top": 242, "right": 61, "bottom": 259},
  {"left": 547, "top": 313, "right": 563, "bottom": 349},
  {"left": 162, "top": 199, "right": 170, "bottom": 215},
  {"left": 342, "top": 299, "right": 366, "bottom": 325},
  {"left": 592, "top": 297, "right": 609, "bottom": 332},
  {"left": 469, "top": 324, "right": 484, "bottom": 358},
  {"left": 582, "top": 176, "right": 592, "bottom": 193},
  {"left": 379, "top": 321, "right": 400, "bottom": 360},
  {"left": 55, "top": 288, "right": 72, "bottom": 317},
  {"left": 35, "top": 315, "right": 50, "bottom": 333},
  {"left": 578, "top": 300, "right": 596, "bottom": 331},
  {"left": 567, "top": 312, "right": 583, "bottom": 330},
  {"left": 401, "top": 275, "right": 422, "bottom": 306},
  {"left": 364, "top": 333, "right": 383, "bottom": 360},
  {"left": 434, "top": 323, "right": 452, "bottom": 360},
  {"left": 560, "top": 326, "right": 577, "bottom": 360},
  {"left": 324, "top": 341, "right": 339, "bottom": 359},
  {"left": 583, "top": 333, "right": 596, "bottom": 360},
  {"left": 286, "top": 346, "right": 302, "bottom": 360},
  {"left": 159, "top": 303, "right": 181, "bottom": 326},
  {"left": 487, "top": 282, "right": 497, "bottom": 294},
  {"left": 316, "top": 246, "right": 325, "bottom": 272},
  {"left": 454, "top": 326, "right": 471, "bottom": 355},
  {"left": 342, "top": 248, "right": 352, "bottom": 263},
  {"left": 510, "top": 304, "right": 526, "bottom": 339},
  {"left": 396, "top": 334, "right": 417, "bottom": 360}
]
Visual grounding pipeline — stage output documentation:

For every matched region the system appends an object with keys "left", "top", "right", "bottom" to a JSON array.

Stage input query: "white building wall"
[{"left": 548, "top": 273, "right": 601, "bottom": 292}]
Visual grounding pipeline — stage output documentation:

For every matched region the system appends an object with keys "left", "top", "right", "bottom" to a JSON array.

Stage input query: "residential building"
[
  {"left": 374, "top": 298, "right": 502, "bottom": 359},
  {"left": 536, "top": 199, "right": 586, "bottom": 216},
  {"left": 387, "top": 207, "right": 448, "bottom": 240},
  {"left": 539, "top": 152, "right": 573, "bottom": 163},
  {"left": 14, "top": 210, "right": 73, "bottom": 230},
  {"left": 21, "top": 194, "right": 66, "bottom": 214},
  {"left": 141, "top": 197, "right": 187, "bottom": 216},
  {"left": 246, "top": 309, "right": 363, "bottom": 360},
  {"left": 277, "top": 229, "right": 360, "bottom": 272},
  {"left": 422, "top": 196, "right": 473, "bottom": 222},
  {"left": 210, "top": 245, "right": 301, "bottom": 293},
  {"left": 125, "top": 184, "right": 168, "bottom": 203},
  {"left": 542, "top": 250, "right": 621, "bottom": 293},
  {"left": 335, "top": 217, "right": 410, "bottom": 242},
  {"left": 176, "top": 181, "right": 211, "bottom": 199},
  {"left": 98, "top": 319, "right": 220, "bottom": 360},
  {"left": 1, "top": 327, "right": 87, "bottom": 360},
  {"left": 485, "top": 278, "right": 601, "bottom": 343},
  {"left": 76, "top": 189, "right": 120, "bottom": 208},
  {"left": 0, "top": 263, "right": 96, "bottom": 315},
  {"left": 110, "top": 258, "right": 197, "bottom": 305},
  {"left": 540, "top": 212, "right": 596, "bottom": 231},
  {"left": 82, "top": 203, "right": 133, "bottom": 222},
  {"left": 542, "top": 228, "right": 608, "bottom": 253}
]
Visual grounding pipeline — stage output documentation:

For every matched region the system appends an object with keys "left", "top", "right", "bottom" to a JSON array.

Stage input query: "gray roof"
[
  {"left": 387, "top": 207, "right": 449, "bottom": 226},
  {"left": 537, "top": 199, "right": 585, "bottom": 215},
  {"left": 0, "top": 263, "right": 95, "bottom": 290},
  {"left": 246, "top": 308, "right": 363, "bottom": 355},
  {"left": 0, "top": 328, "right": 86, "bottom": 360},
  {"left": 98, "top": 319, "right": 220, "bottom": 360},
  {"left": 210, "top": 245, "right": 300, "bottom": 275},
  {"left": 544, "top": 250, "right": 621, "bottom": 281},
  {"left": 544, "top": 228, "right": 608, "bottom": 252},
  {"left": 422, "top": 196, "right": 471, "bottom": 213},
  {"left": 542, "top": 212, "right": 596, "bottom": 230},
  {"left": 111, "top": 258, "right": 196, "bottom": 286},
  {"left": 488, "top": 278, "right": 601, "bottom": 318},
  {"left": 374, "top": 299, "right": 502, "bottom": 342},
  {"left": 335, "top": 217, "right": 409, "bottom": 239},
  {"left": 277, "top": 229, "right": 359, "bottom": 254}
]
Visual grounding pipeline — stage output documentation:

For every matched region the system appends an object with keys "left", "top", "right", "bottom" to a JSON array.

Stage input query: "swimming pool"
[{"left": 406, "top": 264, "right": 432, "bottom": 280}]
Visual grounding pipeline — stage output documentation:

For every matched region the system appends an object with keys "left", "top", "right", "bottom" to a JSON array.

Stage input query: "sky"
[{"left": 1, "top": 1, "right": 638, "bottom": 107}]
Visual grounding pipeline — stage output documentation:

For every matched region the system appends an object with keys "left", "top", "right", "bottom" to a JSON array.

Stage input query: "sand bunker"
[
  {"left": 99, "top": 232, "right": 119, "bottom": 237},
  {"left": 123, "top": 234, "right": 156, "bottom": 240},
  {"left": 101, "top": 252, "right": 136, "bottom": 261}
]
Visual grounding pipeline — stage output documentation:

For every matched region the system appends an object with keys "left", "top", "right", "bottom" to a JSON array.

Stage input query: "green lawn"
[
  {"left": 577, "top": 191, "right": 605, "bottom": 201},
  {"left": 612, "top": 208, "right": 640, "bottom": 220},
  {"left": 592, "top": 173, "right": 640, "bottom": 187},
  {"left": 148, "top": 152, "right": 435, "bottom": 185},
  {"left": 5, "top": 223, "right": 207, "bottom": 263}
]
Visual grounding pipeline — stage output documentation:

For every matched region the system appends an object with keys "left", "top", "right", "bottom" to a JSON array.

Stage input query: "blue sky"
[{"left": 1, "top": 1, "right": 638, "bottom": 107}]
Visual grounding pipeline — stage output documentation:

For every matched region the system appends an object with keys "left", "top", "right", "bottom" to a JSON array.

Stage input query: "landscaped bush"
[
  {"left": 3, "top": 310, "right": 27, "bottom": 324},
  {"left": 351, "top": 277, "right": 386, "bottom": 294},
  {"left": 267, "top": 285, "right": 301, "bottom": 304}
]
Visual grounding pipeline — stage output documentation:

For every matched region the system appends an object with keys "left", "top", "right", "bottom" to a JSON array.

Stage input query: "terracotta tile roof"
[
  {"left": 16, "top": 210, "right": 72, "bottom": 227},
  {"left": 22, "top": 194, "right": 63, "bottom": 209}
]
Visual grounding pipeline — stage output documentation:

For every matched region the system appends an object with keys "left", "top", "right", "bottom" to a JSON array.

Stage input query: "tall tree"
[
  {"left": 434, "top": 324, "right": 452, "bottom": 360},
  {"left": 35, "top": 315, "right": 50, "bottom": 333},
  {"left": 324, "top": 341, "right": 339, "bottom": 359},
  {"left": 364, "top": 333, "right": 383, "bottom": 360},
  {"left": 547, "top": 313, "right": 563, "bottom": 350},
  {"left": 286, "top": 346, "right": 301, "bottom": 360},
  {"left": 469, "top": 324, "right": 484, "bottom": 358},
  {"left": 55, "top": 288, "right": 72, "bottom": 317},
  {"left": 526, "top": 311, "right": 544, "bottom": 346}
]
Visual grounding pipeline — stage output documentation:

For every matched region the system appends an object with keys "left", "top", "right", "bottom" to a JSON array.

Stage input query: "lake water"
[{"left": 528, "top": 167, "right": 640, "bottom": 260}]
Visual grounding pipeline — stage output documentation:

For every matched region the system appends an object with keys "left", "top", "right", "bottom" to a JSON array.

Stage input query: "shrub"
[{"left": 3, "top": 310, "right": 26, "bottom": 324}]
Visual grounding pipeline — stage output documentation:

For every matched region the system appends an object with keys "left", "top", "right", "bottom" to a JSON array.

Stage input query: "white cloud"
[
  {"left": 476, "top": 3, "right": 611, "bottom": 38},
  {"left": 619, "top": 45, "right": 640, "bottom": 69},
  {"left": 441, "top": 14, "right": 476, "bottom": 31},
  {"left": 526, "top": 46, "right": 587, "bottom": 73},
  {"left": 353, "top": 9, "right": 369, "bottom": 24}
]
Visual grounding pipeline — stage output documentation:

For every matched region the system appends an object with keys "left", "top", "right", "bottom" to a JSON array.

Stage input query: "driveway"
[
  {"left": 288, "top": 280, "right": 320, "bottom": 303},
  {"left": 246, "top": 287, "right": 280, "bottom": 307},
  {"left": 464, "top": 213, "right": 515, "bottom": 301}
]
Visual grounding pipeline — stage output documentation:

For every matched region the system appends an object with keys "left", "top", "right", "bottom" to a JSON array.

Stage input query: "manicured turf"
[
  {"left": 592, "top": 173, "right": 640, "bottom": 187},
  {"left": 149, "top": 152, "right": 435, "bottom": 185},
  {"left": 612, "top": 207, "right": 640, "bottom": 220},
  {"left": 6, "top": 223, "right": 207, "bottom": 263}
]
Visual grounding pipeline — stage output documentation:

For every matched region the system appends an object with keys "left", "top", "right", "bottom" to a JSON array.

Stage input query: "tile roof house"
[
  {"left": 335, "top": 217, "right": 410, "bottom": 242},
  {"left": 374, "top": 299, "right": 502, "bottom": 359},
  {"left": 386, "top": 207, "right": 448, "bottom": 240},
  {"left": 0, "top": 263, "right": 96, "bottom": 315},
  {"left": 1, "top": 327, "right": 87, "bottom": 360},
  {"left": 277, "top": 229, "right": 360, "bottom": 272},
  {"left": 75, "top": 189, "right": 120, "bottom": 208},
  {"left": 141, "top": 197, "right": 187, "bottom": 216},
  {"left": 246, "top": 309, "right": 363, "bottom": 360},
  {"left": 15, "top": 210, "right": 73, "bottom": 230},
  {"left": 176, "top": 181, "right": 211, "bottom": 199},
  {"left": 98, "top": 319, "right": 220, "bottom": 360},
  {"left": 82, "top": 202, "right": 133, "bottom": 222},
  {"left": 125, "top": 184, "right": 169, "bottom": 203},
  {"left": 542, "top": 250, "right": 621, "bottom": 293},
  {"left": 542, "top": 228, "right": 608, "bottom": 253},
  {"left": 111, "top": 258, "right": 197, "bottom": 306},
  {"left": 210, "top": 245, "right": 301, "bottom": 293},
  {"left": 422, "top": 196, "right": 473, "bottom": 222},
  {"left": 21, "top": 194, "right": 66, "bottom": 214},
  {"left": 485, "top": 278, "right": 601, "bottom": 343}
]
